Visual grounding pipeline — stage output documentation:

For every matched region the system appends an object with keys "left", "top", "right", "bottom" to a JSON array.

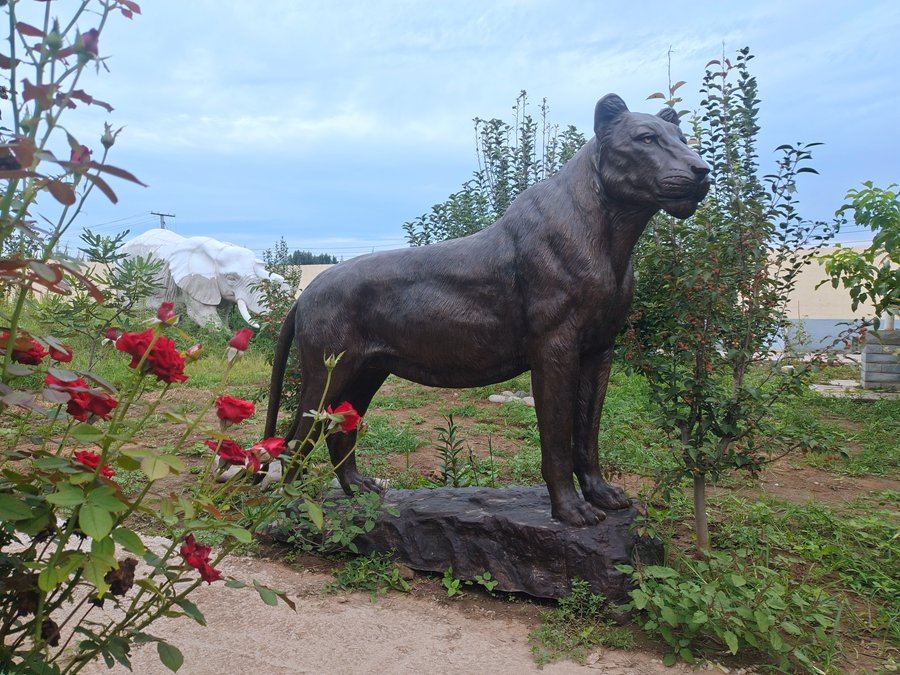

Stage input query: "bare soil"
[{"left": 87, "top": 379, "right": 897, "bottom": 674}]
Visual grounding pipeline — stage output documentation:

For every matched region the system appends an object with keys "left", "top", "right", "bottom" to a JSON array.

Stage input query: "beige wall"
[
  {"left": 785, "top": 247, "right": 877, "bottom": 320},
  {"left": 292, "top": 264, "right": 333, "bottom": 294}
]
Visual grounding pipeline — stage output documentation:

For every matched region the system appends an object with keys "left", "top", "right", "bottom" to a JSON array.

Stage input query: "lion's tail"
[{"left": 264, "top": 302, "right": 297, "bottom": 439}]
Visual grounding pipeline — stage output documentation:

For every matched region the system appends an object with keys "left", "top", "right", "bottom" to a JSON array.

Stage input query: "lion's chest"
[{"left": 523, "top": 254, "right": 634, "bottom": 351}]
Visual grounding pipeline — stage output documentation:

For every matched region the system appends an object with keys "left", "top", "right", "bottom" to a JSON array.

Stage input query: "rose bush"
[{"left": 0, "top": 2, "right": 367, "bottom": 672}]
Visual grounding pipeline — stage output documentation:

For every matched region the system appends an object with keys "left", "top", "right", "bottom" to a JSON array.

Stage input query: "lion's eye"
[{"left": 640, "top": 135, "right": 656, "bottom": 144}]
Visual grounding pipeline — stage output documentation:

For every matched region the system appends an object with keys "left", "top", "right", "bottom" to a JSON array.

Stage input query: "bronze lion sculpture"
[{"left": 265, "top": 94, "right": 709, "bottom": 526}]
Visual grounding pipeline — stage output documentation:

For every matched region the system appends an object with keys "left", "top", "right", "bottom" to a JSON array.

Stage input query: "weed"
[
  {"left": 529, "top": 579, "right": 635, "bottom": 666},
  {"left": 474, "top": 571, "right": 498, "bottom": 593},
  {"left": 432, "top": 415, "right": 468, "bottom": 487},
  {"left": 274, "top": 484, "right": 390, "bottom": 556},
  {"left": 111, "top": 468, "right": 147, "bottom": 497},
  {"left": 326, "top": 551, "right": 412, "bottom": 597},
  {"left": 444, "top": 403, "right": 477, "bottom": 417},
  {"left": 507, "top": 446, "right": 543, "bottom": 485},
  {"left": 370, "top": 379, "right": 440, "bottom": 409},
  {"left": 428, "top": 415, "right": 499, "bottom": 487},
  {"left": 357, "top": 413, "right": 423, "bottom": 458},
  {"left": 621, "top": 550, "right": 844, "bottom": 671},
  {"left": 442, "top": 567, "right": 464, "bottom": 598}
]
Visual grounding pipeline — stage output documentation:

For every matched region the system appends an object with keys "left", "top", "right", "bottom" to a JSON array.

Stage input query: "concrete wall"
[
  {"left": 784, "top": 247, "right": 877, "bottom": 321},
  {"left": 292, "top": 264, "right": 333, "bottom": 294}
]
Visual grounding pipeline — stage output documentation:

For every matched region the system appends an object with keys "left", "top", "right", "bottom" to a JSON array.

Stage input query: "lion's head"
[{"left": 592, "top": 94, "right": 710, "bottom": 219}]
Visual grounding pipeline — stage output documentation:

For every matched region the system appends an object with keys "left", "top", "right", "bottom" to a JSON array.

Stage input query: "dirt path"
[{"left": 81, "top": 539, "right": 689, "bottom": 675}]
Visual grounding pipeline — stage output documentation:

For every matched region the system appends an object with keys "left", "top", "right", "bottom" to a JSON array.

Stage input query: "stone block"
[
  {"left": 277, "top": 486, "right": 662, "bottom": 603},
  {"left": 861, "top": 371, "right": 900, "bottom": 389},
  {"left": 872, "top": 329, "right": 900, "bottom": 346},
  {"left": 862, "top": 352, "right": 899, "bottom": 364}
]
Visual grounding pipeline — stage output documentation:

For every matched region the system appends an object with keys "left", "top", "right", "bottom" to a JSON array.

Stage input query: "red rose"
[
  {"left": 45, "top": 375, "right": 117, "bottom": 422},
  {"left": 253, "top": 437, "right": 287, "bottom": 461},
  {"left": 73, "top": 449, "right": 115, "bottom": 478},
  {"left": 116, "top": 330, "right": 188, "bottom": 383},
  {"left": 105, "top": 327, "right": 120, "bottom": 341},
  {"left": 180, "top": 534, "right": 221, "bottom": 584},
  {"left": 116, "top": 329, "right": 154, "bottom": 368},
  {"left": 145, "top": 336, "right": 188, "bottom": 383},
  {"left": 2, "top": 331, "right": 47, "bottom": 365},
  {"left": 245, "top": 450, "right": 262, "bottom": 474},
  {"left": 228, "top": 328, "right": 253, "bottom": 351},
  {"left": 197, "top": 561, "right": 222, "bottom": 583},
  {"left": 156, "top": 302, "right": 177, "bottom": 323},
  {"left": 48, "top": 344, "right": 73, "bottom": 362},
  {"left": 326, "top": 402, "right": 362, "bottom": 433},
  {"left": 207, "top": 438, "right": 247, "bottom": 466},
  {"left": 215, "top": 396, "right": 255, "bottom": 426}
]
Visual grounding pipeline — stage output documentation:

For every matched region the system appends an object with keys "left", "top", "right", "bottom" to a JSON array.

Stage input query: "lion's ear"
[
  {"left": 657, "top": 107, "right": 680, "bottom": 126},
  {"left": 594, "top": 94, "right": 628, "bottom": 136}
]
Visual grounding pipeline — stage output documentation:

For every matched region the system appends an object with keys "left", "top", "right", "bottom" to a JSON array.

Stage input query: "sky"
[{"left": 26, "top": 0, "right": 900, "bottom": 259}]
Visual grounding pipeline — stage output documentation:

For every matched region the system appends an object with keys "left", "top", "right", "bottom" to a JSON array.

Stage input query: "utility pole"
[{"left": 151, "top": 211, "right": 175, "bottom": 229}]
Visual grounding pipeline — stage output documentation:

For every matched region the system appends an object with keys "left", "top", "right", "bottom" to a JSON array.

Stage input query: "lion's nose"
[{"left": 691, "top": 164, "right": 711, "bottom": 179}]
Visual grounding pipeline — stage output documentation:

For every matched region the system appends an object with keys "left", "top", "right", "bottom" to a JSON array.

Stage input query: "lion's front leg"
[
  {"left": 531, "top": 344, "right": 606, "bottom": 527},
  {"left": 573, "top": 349, "right": 631, "bottom": 511}
]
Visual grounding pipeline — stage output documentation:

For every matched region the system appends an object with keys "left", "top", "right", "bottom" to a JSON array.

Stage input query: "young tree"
[
  {"left": 622, "top": 48, "right": 837, "bottom": 548},
  {"left": 818, "top": 182, "right": 899, "bottom": 330},
  {"left": 403, "top": 91, "right": 584, "bottom": 246}
]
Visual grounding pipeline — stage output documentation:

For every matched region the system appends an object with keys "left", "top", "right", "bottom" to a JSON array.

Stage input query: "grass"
[
  {"left": 370, "top": 379, "right": 442, "bottom": 409},
  {"left": 529, "top": 579, "right": 635, "bottom": 666},
  {"left": 710, "top": 491, "right": 900, "bottom": 641},
  {"left": 792, "top": 397, "right": 900, "bottom": 476}
]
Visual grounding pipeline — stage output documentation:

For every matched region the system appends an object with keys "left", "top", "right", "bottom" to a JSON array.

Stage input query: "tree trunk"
[{"left": 693, "top": 473, "right": 709, "bottom": 550}]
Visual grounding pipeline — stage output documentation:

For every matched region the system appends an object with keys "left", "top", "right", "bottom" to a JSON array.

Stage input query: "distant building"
[{"left": 780, "top": 246, "right": 877, "bottom": 350}]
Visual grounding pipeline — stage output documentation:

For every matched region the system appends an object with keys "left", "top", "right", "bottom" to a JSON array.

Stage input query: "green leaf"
[
  {"left": 225, "top": 579, "right": 246, "bottom": 589},
  {"left": 45, "top": 483, "right": 86, "bottom": 507},
  {"left": 254, "top": 580, "right": 279, "bottom": 606},
  {"left": 88, "top": 486, "right": 128, "bottom": 512},
  {"left": 71, "top": 423, "right": 104, "bottom": 443},
  {"left": 630, "top": 589, "right": 649, "bottom": 609},
  {"left": 305, "top": 499, "right": 324, "bottom": 531},
  {"left": 660, "top": 605, "right": 678, "bottom": 626},
  {"left": 770, "top": 631, "right": 785, "bottom": 651},
  {"left": 83, "top": 555, "right": 113, "bottom": 596},
  {"left": 7, "top": 363, "right": 35, "bottom": 377},
  {"left": 116, "top": 454, "right": 141, "bottom": 472},
  {"left": 157, "top": 641, "right": 184, "bottom": 672},
  {"left": 723, "top": 630, "right": 739, "bottom": 655},
  {"left": 79, "top": 502, "right": 114, "bottom": 540},
  {"left": 33, "top": 456, "right": 73, "bottom": 471},
  {"left": 223, "top": 525, "right": 252, "bottom": 543},
  {"left": 38, "top": 565, "right": 59, "bottom": 592},
  {"left": 0, "top": 493, "right": 35, "bottom": 520},
  {"left": 780, "top": 620, "right": 802, "bottom": 636},
  {"left": 645, "top": 565, "right": 678, "bottom": 578},
  {"left": 141, "top": 453, "right": 173, "bottom": 481},
  {"left": 663, "top": 653, "right": 677, "bottom": 667},
  {"left": 91, "top": 535, "right": 117, "bottom": 566},
  {"left": 112, "top": 527, "right": 146, "bottom": 555},
  {"left": 174, "top": 598, "right": 207, "bottom": 626}
]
